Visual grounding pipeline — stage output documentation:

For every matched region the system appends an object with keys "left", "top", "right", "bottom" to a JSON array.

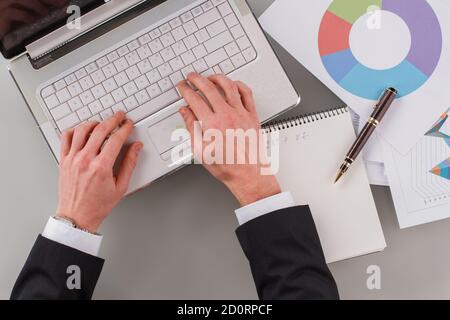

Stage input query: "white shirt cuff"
[
  {"left": 235, "top": 191, "right": 296, "bottom": 225},
  {"left": 42, "top": 217, "right": 103, "bottom": 257}
]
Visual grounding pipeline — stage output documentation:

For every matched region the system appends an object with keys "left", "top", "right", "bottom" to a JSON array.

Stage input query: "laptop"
[{"left": 3, "top": 0, "right": 300, "bottom": 194}]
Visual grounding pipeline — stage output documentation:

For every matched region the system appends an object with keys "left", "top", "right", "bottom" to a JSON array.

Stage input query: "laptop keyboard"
[{"left": 39, "top": 0, "right": 257, "bottom": 133}]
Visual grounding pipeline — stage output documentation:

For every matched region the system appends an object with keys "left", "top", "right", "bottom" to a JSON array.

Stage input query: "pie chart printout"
[{"left": 318, "top": 0, "right": 442, "bottom": 100}]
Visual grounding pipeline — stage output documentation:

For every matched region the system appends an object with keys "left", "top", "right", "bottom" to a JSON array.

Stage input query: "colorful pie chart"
[{"left": 318, "top": 0, "right": 442, "bottom": 100}]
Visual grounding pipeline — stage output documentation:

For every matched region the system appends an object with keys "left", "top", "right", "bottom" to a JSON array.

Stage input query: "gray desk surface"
[{"left": 1, "top": 0, "right": 450, "bottom": 300}]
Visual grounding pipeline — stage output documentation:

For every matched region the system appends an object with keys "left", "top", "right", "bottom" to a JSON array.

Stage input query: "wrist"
[
  {"left": 227, "top": 175, "right": 282, "bottom": 207},
  {"left": 55, "top": 212, "right": 102, "bottom": 234}
]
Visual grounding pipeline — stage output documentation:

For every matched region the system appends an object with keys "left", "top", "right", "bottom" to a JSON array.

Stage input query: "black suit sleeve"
[
  {"left": 236, "top": 206, "right": 339, "bottom": 300},
  {"left": 11, "top": 235, "right": 104, "bottom": 300}
]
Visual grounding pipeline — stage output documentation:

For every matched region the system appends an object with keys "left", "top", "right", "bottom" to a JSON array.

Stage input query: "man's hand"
[
  {"left": 177, "top": 73, "right": 281, "bottom": 207},
  {"left": 56, "top": 112, "right": 143, "bottom": 233}
]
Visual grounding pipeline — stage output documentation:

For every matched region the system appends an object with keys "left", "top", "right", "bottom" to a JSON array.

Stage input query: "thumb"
[{"left": 116, "top": 142, "right": 143, "bottom": 194}]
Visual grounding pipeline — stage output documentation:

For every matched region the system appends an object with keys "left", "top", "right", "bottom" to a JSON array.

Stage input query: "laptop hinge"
[{"left": 26, "top": 0, "right": 145, "bottom": 61}]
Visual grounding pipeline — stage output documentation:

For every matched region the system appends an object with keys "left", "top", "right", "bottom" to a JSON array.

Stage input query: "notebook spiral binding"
[{"left": 263, "top": 106, "right": 348, "bottom": 133}]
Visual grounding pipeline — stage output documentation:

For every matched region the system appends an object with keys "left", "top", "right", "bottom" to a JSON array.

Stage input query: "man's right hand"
[{"left": 177, "top": 73, "right": 282, "bottom": 207}]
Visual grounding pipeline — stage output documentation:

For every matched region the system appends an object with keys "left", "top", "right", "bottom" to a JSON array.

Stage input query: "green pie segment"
[{"left": 328, "top": 0, "right": 382, "bottom": 24}]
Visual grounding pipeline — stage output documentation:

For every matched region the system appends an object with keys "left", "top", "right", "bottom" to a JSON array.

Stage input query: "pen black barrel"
[
  {"left": 372, "top": 88, "right": 397, "bottom": 121},
  {"left": 347, "top": 122, "right": 376, "bottom": 161}
]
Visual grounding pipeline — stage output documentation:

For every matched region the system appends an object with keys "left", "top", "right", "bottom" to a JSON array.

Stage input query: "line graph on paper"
[{"left": 392, "top": 108, "right": 450, "bottom": 212}]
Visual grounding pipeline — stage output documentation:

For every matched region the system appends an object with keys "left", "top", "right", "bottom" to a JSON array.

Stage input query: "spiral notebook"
[{"left": 265, "top": 107, "right": 386, "bottom": 263}]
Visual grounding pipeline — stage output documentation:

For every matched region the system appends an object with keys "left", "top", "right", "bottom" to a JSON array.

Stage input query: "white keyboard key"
[
  {"left": 137, "top": 45, "right": 152, "bottom": 60},
  {"left": 64, "top": 74, "right": 77, "bottom": 85},
  {"left": 68, "top": 82, "right": 83, "bottom": 97},
  {"left": 54, "top": 79, "right": 66, "bottom": 91},
  {"left": 117, "top": 46, "right": 130, "bottom": 57},
  {"left": 219, "top": 59, "right": 235, "bottom": 74},
  {"left": 91, "top": 69, "right": 106, "bottom": 85},
  {"left": 195, "top": 29, "right": 210, "bottom": 43},
  {"left": 193, "top": 44, "right": 208, "bottom": 59},
  {"left": 124, "top": 96, "right": 139, "bottom": 111},
  {"left": 100, "top": 108, "right": 114, "bottom": 120},
  {"left": 96, "top": 56, "right": 109, "bottom": 68},
  {"left": 204, "top": 31, "right": 233, "bottom": 53},
  {"left": 107, "top": 51, "right": 120, "bottom": 62},
  {"left": 136, "top": 89, "right": 150, "bottom": 105},
  {"left": 181, "top": 11, "right": 194, "bottom": 23},
  {"left": 230, "top": 24, "right": 244, "bottom": 39},
  {"left": 112, "top": 87, "right": 127, "bottom": 102},
  {"left": 225, "top": 41, "right": 240, "bottom": 57},
  {"left": 125, "top": 51, "right": 140, "bottom": 66},
  {"left": 218, "top": 2, "right": 232, "bottom": 16},
  {"left": 204, "top": 48, "right": 228, "bottom": 67},
  {"left": 158, "top": 78, "right": 173, "bottom": 92},
  {"left": 41, "top": 85, "right": 55, "bottom": 98},
  {"left": 181, "top": 51, "right": 196, "bottom": 65},
  {"left": 80, "top": 76, "right": 94, "bottom": 91},
  {"left": 100, "top": 94, "right": 115, "bottom": 109},
  {"left": 103, "top": 64, "right": 118, "bottom": 78},
  {"left": 114, "top": 72, "right": 129, "bottom": 87},
  {"left": 158, "top": 63, "right": 173, "bottom": 78},
  {"left": 191, "top": 6, "right": 203, "bottom": 17},
  {"left": 169, "top": 17, "right": 182, "bottom": 29},
  {"left": 125, "top": 65, "right": 140, "bottom": 80},
  {"left": 207, "top": 20, "right": 227, "bottom": 37},
  {"left": 212, "top": 0, "right": 226, "bottom": 6},
  {"left": 149, "top": 53, "right": 164, "bottom": 68},
  {"left": 149, "top": 39, "right": 164, "bottom": 53},
  {"left": 195, "top": 7, "right": 220, "bottom": 29},
  {"left": 170, "top": 57, "right": 184, "bottom": 71},
  {"left": 114, "top": 57, "right": 129, "bottom": 72},
  {"left": 77, "top": 107, "right": 92, "bottom": 121},
  {"left": 184, "top": 34, "right": 199, "bottom": 50},
  {"left": 103, "top": 78, "right": 118, "bottom": 93},
  {"left": 137, "top": 59, "right": 153, "bottom": 74},
  {"left": 45, "top": 94, "right": 59, "bottom": 109},
  {"left": 170, "top": 71, "right": 184, "bottom": 86},
  {"left": 128, "top": 40, "right": 140, "bottom": 51},
  {"left": 172, "top": 41, "right": 187, "bottom": 56},
  {"left": 146, "top": 69, "right": 162, "bottom": 84},
  {"left": 183, "top": 20, "right": 198, "bottom": 35},
  {"left": 147, "top": 83, "right": 162, "bottom": 98},
  {"left": 75, "top": 68, "right": 87, "bottom": 80},
  {"left": 172, "top": 26, "right": 187, "bottom": 42},
  {"left": 80, "top": 91, "right": 95, "bottom": 105},
  {"left": 56, "top": 88, "right": 71, "bottom": 103},
  {"left": 89, "top": 101, "right": 103, "bottom": 114},
  {"left": 213, "top": 65, "right": 222, "bottom": 74},
  {"left": 150, "top": 28, "right": 162, "bottom": 39},
  {"left": 231, "top": 53, "right": 246, "bottom": 68},
  {"left": 139, "top": 33, "right": 151, "bottom": 45},
  {"left": 201, "top": 68, "right": 215, "bottom": 77},
  {"left": 112, "top": 104, "right": 127, "bottom": 113},
  {"left": 161, "top": 33, "right": 176, "bottom": 49},
  {"left": 51, "top": 103, "right": 71, "bottom": 120},
  {"left": 201, "top": 1, "right": 214, "bottom": 12},
  {"left": 224, "top": 14, "right": 239, "bottom": 28},
  {"left": 90, "top": 115, "right": 102, "bottom": 122},
  {"left": 124, "top": 82, "right": 139, "bottom": 96},
  {"left": 243, "top": 47, "right": 257, "bottom": 62},
  {"left": 160, "top": 23, "right": 171, "bottom": 35},
  {"left": 135, "top": 75, "right": 150, "bottom": 90},
  {"left": 68, "top": 96, "right": 83, "bottom": 111},
  {"left": 193, "top": 58, "right": 208, "bottom": 73},
  {"left": 86, "top": 62, "right": 98, "bottom": 73},
  {"left": 92, "top": 84, "right": 107, "bottom": 99},
  {"left": 58, "top": 113, "right": 80, "bottom": 132},
  {"left": 127, "top": 89, "right": 179, "bottom": 123},
  {"left": 181, "top": 65, "right": 195, "bottom": 78},
  {"left": 237, "top": 36, "right": 251, "bottom": 50},
  {"left": 161, "top": 47, "right": 176, "bottom": 62}
]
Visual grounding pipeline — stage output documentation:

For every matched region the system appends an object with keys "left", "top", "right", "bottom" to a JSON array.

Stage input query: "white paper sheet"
[{"left": 260, "top": 0, "right": 450, "bottom": 155}]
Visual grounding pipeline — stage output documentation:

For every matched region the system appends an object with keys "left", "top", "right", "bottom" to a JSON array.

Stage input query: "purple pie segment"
[{"left": 383, "top": 0, "right": 442, "bottom": 77}]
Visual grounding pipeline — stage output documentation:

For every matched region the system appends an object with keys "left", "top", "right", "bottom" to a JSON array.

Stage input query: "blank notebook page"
[{"left": 268, "top": 108, "right": 386, "bottom": 263}]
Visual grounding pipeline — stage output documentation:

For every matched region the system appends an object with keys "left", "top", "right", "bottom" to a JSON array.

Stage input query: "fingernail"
[{"left": 135, "top": 143, "right": 144, "bottom": 153}]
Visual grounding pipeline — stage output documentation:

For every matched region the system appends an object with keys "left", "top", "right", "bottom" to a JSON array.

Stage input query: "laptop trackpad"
[{"left": 147, "top": 112, "right": 189, "bottom": 155}]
